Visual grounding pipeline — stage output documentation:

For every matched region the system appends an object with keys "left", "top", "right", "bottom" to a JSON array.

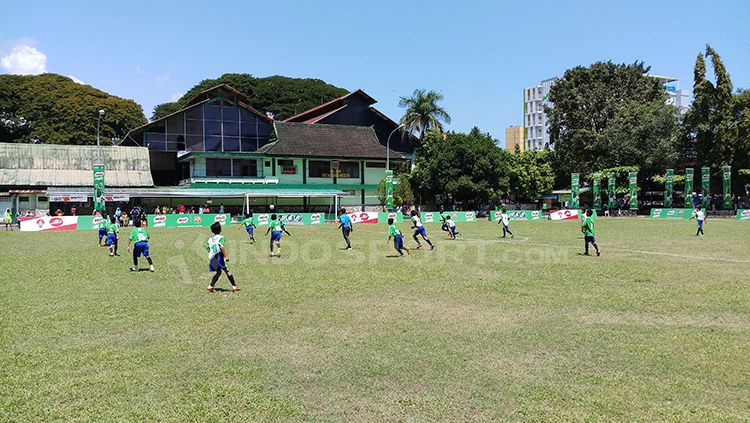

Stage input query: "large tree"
[
  {"left": 507, "top": 150, "right": 555, "bottom": 201},
  {"left": 398, "top": 89, "right": 451, "bottom": 141},
  {"left": 0, "top": 73, "right": 146, "bottom": 144},
  {"left": 411, "top": 128, "right": 507, "bottom": 206},
  {"left": 152, "top": 73, "right": 348, "bottom": 121},
  {"left": 547, "top": 61, "right": 671, "bottom": 176}
]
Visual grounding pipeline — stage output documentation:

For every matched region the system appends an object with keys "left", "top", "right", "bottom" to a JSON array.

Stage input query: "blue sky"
[{"left": 1, "top": 0, "right": 749, "bottom": 147}]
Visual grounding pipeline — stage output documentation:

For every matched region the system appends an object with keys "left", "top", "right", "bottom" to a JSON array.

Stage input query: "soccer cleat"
[
  {"left": 232, "top": 286, "right": 241, "bottom": 292},
  {"left": 206, "top": 286, "right": 214, "bottom": 293},
  {"left": 596, "top": 251, "right": 601, "bottom": 256},
  {"left": 511, "top": 234, "right": 515, "bottom": 239},
  {"left": 430, "top": 244, "right": 435, "bottom": 250},
  {"left": 130, "top": 267, "right": 137, "bottom": 272},
  {"left": 149, "top": 265, "right": 155, "bottom": 272},
  {"left": 416, "top": 244, "right": 422, "bottom": 250},
  {"left": 109, "top": 253, "right": 114, "bottom": 257}
]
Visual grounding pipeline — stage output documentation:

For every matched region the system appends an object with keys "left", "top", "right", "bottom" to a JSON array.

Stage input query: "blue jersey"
[{"left": 339, "top": 214, "right": 352, "bottom": 228}]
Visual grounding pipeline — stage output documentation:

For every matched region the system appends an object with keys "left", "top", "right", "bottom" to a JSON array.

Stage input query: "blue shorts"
[
  {"left": 106, "top": 233, "right": 117, "bottom": 246},
  {"left": 585, "top": 236, "right": 596, "bottom": 243},
  {"left": 271, "top": 231, "right": 282, "bottom": 241},
  {"left": 449, "top": 226, "right": 457, "bottom": 235},
  {"left": 698, "top": 219, "right": 704, "bottom": 228},
  {"left": 394, "top": 234, "right": 404, "bottom": 250},
  {"left": 245, "top": 226, "right": 254, "bottom": 234},
  {"left": 209, "top": 253, "right": 228, "bottom": 272},
  {"left": 133, "top": 241, "right": 150, "bottom": 258},
  {"left": 415, "top": 226, "right": 427, "bottom": 237},
  {"left": 98, "top": 227, "right": 107, "bottom": 239}
]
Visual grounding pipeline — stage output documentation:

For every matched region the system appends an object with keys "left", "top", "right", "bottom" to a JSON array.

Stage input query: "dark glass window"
[
  {"left": 205, "top": 136, "right": 222, "bottom": 151},
  {"left": 366, "top": 162, "right": 386, "bottom": 168},
  {"left": 241, "top": 121, "right": 258, "bottom": 136},
  {"left": 222, "top": 106, "right": 239, "bottom": 121},
  {"left": 278, "top": 159, "right": 294, "bottom": 167},
  {"left": 240, "top": 137, "right": 257, "bottom": 152},
  {"left": 204, "top": 120, "right": 221, "bottom": 136},
  {"left": 167, "top": 134, "right": 185, "bottom": 150},
  {"left": 186, "top": 135, "right": 203, "bottom": 152},
  {"left": 223, "top": 121, "right": 239, "bottom": 136},
  {"left": 308, "top": 160, "right": 330, "bottom": 178},
  {"left": 224, "top": 137, "right": 240, "bottom": 152},
  {"left": 204, "top": 105, "right": 222, "bottom": 120},
  {"left": 205, "top": 158, "right": 232, "bottom": 177},
  {"left": 186, "top": 119, "right": 203, "bottom": 136},
  {"left": 146, "top": 132, "right": 166, "bottom": 142},
  {"left": 337, "top": 161, "right": 360, "bottom": 178},
  {"left": 185, "top": 106, "right": 202, "bottom": 120},
  {"left": 166, "top": 115, "right": 184, "bottom": 135},
  {"left": 148, "top": 141, "right": 166, "bottom": 151},
  {"left": 232, "top": 159, "right": 257, "bottom": 177}
]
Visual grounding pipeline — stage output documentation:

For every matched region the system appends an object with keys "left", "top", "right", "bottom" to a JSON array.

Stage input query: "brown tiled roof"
[{"left": 267, "top": 122, "right": 406, "bottom": 160}]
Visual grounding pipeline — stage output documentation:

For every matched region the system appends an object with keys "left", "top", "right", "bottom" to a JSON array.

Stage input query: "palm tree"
[{"left": 398, "top": 89, "right": 451, "bottom": 141}]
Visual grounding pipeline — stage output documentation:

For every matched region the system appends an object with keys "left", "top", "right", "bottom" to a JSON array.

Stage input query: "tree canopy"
[
  {"left": 152, "top": 73, "right": 348, "bottom": 121},
  {"left": 0, "top": 73, "right": 147, "bottom": 145},
  {"left": 398, "top": 89, "right": 451, "bottom": 141}
]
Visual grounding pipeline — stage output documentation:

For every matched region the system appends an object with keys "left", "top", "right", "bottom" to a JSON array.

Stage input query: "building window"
[
  {"left": 38, "top": 196, "right": 48, "bottom": 202},
  {"left": 308, "top": 160, "right": 330, "bottom": 178},
  {"left": 232, "top": 159, "right": 257, "bottom": 177},
  {"left": 205, "top": 158, "right": 232, "bottom": 177},
  {"left": 366, "top": 162, "right": 386, "bottom": 168},
  {"left": 337, "top": 161, "right": 359, "bottom": 178}
]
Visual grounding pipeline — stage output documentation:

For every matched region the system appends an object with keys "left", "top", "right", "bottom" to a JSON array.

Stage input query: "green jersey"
[
  {"left": 129, "top": 227, "right": 150, "bottom": 243},
  {"left": 582, "top": 216, "right": 595, "bottom": 237},
  {"left": 270, "top": 219, "right": 283, "bottom": 233},
  {"left": 241, "top": 217, "right": 255, "bottom": 228},
  {"left": 206, "top": 234, "right": 225, "bottom": 259},
  {"left": 97, "top": 219, "right": 108, "bottom": 230},
  {"left": 388, "top": 224, "right": 401, "bottom": 237},
  {"left": 6, "top": 211, "right": 13, "bottom": 222},
  {"left": 107, "top": 222, "right": 119, "bottom": 235}
]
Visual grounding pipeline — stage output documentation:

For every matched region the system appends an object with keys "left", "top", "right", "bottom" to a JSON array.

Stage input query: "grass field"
[{"left": 1, "top": 218, "right": 749, "bottom": 422}]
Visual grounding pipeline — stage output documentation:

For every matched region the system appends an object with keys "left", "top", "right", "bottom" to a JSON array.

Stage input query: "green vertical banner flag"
[
  {"left": 664, "top": 168, "right": 674, "bottom": 208},
  {"left": 607, "top": 171, "right": 616, "bottom": 209},
  {"left": 722, "top": 166, "right": 731, "bottom": 209},
  {"left": 628, "top": 171, "right": 638, "bottom": 210},
  {"left": 684, "top": 168, "right": 694, "bottom": 207},
  {"left": 570, "top": 173, "right": 580, "bottom": 209},
  {"left": 592, "top": 174, "right": 601, "bottom": 209},
  {"left": 384, "top": 169, "right": 394, "bottom": 210},
  {"left": 701, "top": 167, "right": 710, "bottom": 209},
  {"left": 93, "top": 164, "right": 106, "bottom": 211}
]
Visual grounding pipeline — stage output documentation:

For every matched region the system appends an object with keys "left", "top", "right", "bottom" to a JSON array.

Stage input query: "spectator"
[
  {"left": 71, "top": 206, "right": 77, "bottom": 216},
  {"left": 155, "top": 206, "right": 160, "bottom": 215},
  {"left": 162, "top": 206, "right": 168, "bottom": 215},
  {"left": 219, "top": 204, "right": 225, "bottom": 214}
]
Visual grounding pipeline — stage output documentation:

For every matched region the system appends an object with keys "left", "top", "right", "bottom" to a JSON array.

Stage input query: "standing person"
[
  {"left": 154, "top": 206, "right": 160, "bottom": 215},
  {"left": 338, "top": 208, "right": 353, "bottom": 249},
  {"left": 264, "top": 213, "right": 291, "bottom": 257},
  {"left": 106, "top": 215, "right": 120, "bottom": 257},
  {"left": 205, "top": 222, "right": 240, "bottom": 292},
  {"left": 386, "top": 217, "right": 409, "bottom": 256},
  {"left": 97, "top": 214, "right": 109, "bottom": 246},
  {"left": 219, "top": 204, "right": 225, "bottom": 214},
  {"left": 115, "top": 207, "right": 122, "bottom": 226},
  {"left": 127, "top": 218, "right": 154, "bottom": 272},
  {"left": 498, "top": 208, "right": 515, "bottom": 239},
  {"left": 70, "top": 206, "right": 77, "bottom": 216},
  {"left": 410, "top": 210, "right": 434, "bottom": 250},
  {"left": 690, "top": 205, "right": 706, "bottom": 237},
  {"left": 4, "top": 208, "right": 13, "bottom": 231},
  {"left": 445, "top": 215, "right": 461, "bottom": 240},
  {"left": 240, "top": 213, "right": 256, "bottom": 243},
  {"left": 581, "top": 209, "right": 600, "bottom": 256}
]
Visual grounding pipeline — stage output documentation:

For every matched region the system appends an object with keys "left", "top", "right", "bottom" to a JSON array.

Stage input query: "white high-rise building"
[
  {"left": 523, "top": 77, "right": 558, "bottom": 151},
  {"left": 649, "top": 75, "right": 692, "bottom": 114}
]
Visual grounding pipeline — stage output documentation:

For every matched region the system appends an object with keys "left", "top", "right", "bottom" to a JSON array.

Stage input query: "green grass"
[{"left": 1, "top": 218, "right": 749, "bottom": 422}]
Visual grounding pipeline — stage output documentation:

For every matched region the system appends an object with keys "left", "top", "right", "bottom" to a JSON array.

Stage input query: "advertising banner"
[
  {"left": 664, "top": 169, "right": 674, "bottom": 208},
  {"left": 736, "top": 209, "right": 750, "bottom": 221},
  {"left": 148, "top": 213, "right": 229, "bottom": 228},
  {"left": 76, "top": 215, "right": 107, "bottom": 230},
  {"left": 20, "top": 215, "right": 79, "bottom": 232},
  {"left": 346, "top": 211, "right": 380, "bottom": 224},
  {"left": 722, "top": 166, "right": 731, "bottom": 209},
  {"left": 491, "top": 210, "right": 546, "bottom": 221},
  {"left": 420, "top": 211, "right": 440, "bottom": 223},
  {"left": 378, "top": 211, "right": 405, "bottom": 224},
  {"left": 384, "top": 170, "right": 394, "bottom": 210},
  {"left": 701, "top": 167, "right": 710, "bottom": 209},
  {"left": 608, "top": 171, "right": 616, "bottom": 209},
  {"left": 628, "top": 171, "right": 638, "bottom": 210},
  {"left": 48, "top": 194, "right": 88, "bottom": 203},
  {"left": 549, "top": 209, "right": 580, "bottom": 221},
  {"left": 570, "top": 173, "right": 580, "bottom": 209},
  {"left": 430, "top": 211, "right": 476, "bottom": 223},
  {"left": 650, "top": 208, "right": 693, "bottom": 219},
  {"left": 593, "top": 175, "right": 601, "bottom": 210},
  {"left": 684, "top": 168, "right": 694, "bottom": 207},
  {"left": 93, "top": 164, "right": 106, "bottom": 211}
]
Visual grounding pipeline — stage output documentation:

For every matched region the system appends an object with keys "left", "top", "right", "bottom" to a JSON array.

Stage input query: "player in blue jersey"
[
  {"left": 338, "top": 208, "right": 353, "bottom": 249},
  {"left": 410, "top": 210, "right": 434, "bottom": 250}
]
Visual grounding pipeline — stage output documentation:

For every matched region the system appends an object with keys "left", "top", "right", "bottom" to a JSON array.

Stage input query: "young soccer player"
[
  {"left": 410, "top": 210, "right": 434, "bottom": 249},
  {"left": 240, "top": 212, "right": 256, "bottom": 243},
  {"left": 581, "top": 209, "right": 600, "bottom": 256},
  {"left": 127, "top": 218, "right": 154, "bottom": 272},
  {"left": 97, "top": 214, "right": 108, "bottom": 246},
  {"left": 206, "top": 222, "right": 240, "bottom": 292},
  {"left": 445, "top": 215, "right": 461, "bottom": 240},
  {"left": 106, "top": 215, "right": 120, "bottom": 257},
  {"left": 439, "top": 209, "right": 450, "bottom": 233},
  {"left": 690, "top": 205, "right": 706, "bottom": 236},
  {"left": 4, "top": 208, "right": 13, "bottom": 231},
  {"left": 498, "top": 208, "right": 514, "bottom": 239},
  {"left": 386, "top": 217, "right": 409, "bottom": 256},
  {"left": 264, "top": 213, "right": 291, "bottom": 257},
  {"left": 338, "top": 208, "right": 353, "bottom": 249}
]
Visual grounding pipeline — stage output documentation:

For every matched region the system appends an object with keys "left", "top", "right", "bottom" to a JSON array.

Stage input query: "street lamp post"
[
  {"left": 97, "top": 109, "right": 105, "bottom": 147},
  {"left": 386, "top": 123, "right": 405, "bottom": 170}
]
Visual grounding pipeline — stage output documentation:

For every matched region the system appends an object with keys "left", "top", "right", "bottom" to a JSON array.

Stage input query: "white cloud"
[
  {"left": 1, "top": 41, "right": 47, "bottom": 75},
  {"left": 67, "top": 75, "right": 85, "bottom": 85},
  {"left": 170, "top": 92, "right": 183, "bottom": 102}
]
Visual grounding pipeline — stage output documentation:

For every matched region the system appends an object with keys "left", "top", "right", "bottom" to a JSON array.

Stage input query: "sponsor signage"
[
  {"left": 20, "top": 215, "right": 79, "bottom": 231},
  {"left": 549, "top": 209, "right": 580, "bottom": 221},
  {"left": 736, "top": 209, "right": 750, "bottom": 221},
  {"left": 650, "top": 208, "right": 693, "bottom": 219},
  {"left": 48, "top": 194, "right": 88, "bottom": 203},
  {"left": 147, "top": 213, "right": 229, "bottom": 228},
  {"left": 491, "top": 210, "right": 546, "bottom": 221}
]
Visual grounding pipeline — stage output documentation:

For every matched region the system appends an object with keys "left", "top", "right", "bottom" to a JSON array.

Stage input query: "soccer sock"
[
  {"left": 146, "top": 257, "right": 153, "bottom": 266},
  {"left": 210, "top": 272, "right": 221, "bottom": 287},
  {"left": 133, "top": 254, "right": 138, "bottom": 267},
  {"left": 593, "top": 243, "right": 599, "bottom": 253},
  {"left": 426, "top": 239, "right": 432, "bottom": 246},
  {"left": 227, "top": 273, "right": 237, "bottom": 287},
  {"left": 585, "top": 242, "right": 589, "bottom": 254}
]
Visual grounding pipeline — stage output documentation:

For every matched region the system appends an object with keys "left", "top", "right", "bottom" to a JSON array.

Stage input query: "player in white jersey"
[{"left": 410, "top": 210, "right": 434, "bottom": 250}]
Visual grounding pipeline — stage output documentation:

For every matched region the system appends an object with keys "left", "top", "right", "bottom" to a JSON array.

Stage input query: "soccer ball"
[{"left": 269, "top": 204, "right": 275, "bottom": 211}]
